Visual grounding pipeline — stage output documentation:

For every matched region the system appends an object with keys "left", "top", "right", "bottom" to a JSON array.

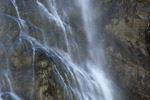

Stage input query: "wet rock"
[
  {"left": 34, "top": 49, "right": 64, "bottom": 100},
  {"left": 0, "top": 0, "right": 67, "bottom": 99},
  {"left": 7, "top": 40, "right": 65, "bottom": 100},
  {"left": 0, "top": 0, "right": 150, "bottom": 100},
  {"left": 104, "top": 0, "right": 150, "bottom": 100}
]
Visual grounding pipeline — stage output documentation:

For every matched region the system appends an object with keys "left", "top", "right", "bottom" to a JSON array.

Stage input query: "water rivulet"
[{"left": 0, "top": 0, "right": 121, "bottom": 100}]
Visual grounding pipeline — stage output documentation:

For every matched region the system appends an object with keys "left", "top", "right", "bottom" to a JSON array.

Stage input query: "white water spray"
[{"left": 0, "top": 0, "right": 117, "bottom": 100}]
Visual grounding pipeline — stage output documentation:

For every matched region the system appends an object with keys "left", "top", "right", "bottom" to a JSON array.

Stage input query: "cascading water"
[
  {"left": 0, "top": 0, "right": 120, "bottom": 100},
  {"left": 76, "top": 0, "right": 114, "bottom": 99}
]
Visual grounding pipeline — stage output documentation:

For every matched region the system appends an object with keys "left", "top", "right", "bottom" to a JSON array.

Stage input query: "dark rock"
[{"left": 103, "top": 0, "right": 150, "bottom": 100}]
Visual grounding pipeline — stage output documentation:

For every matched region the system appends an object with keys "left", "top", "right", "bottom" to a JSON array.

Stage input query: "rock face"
[
  {"left": 0, "top": 0, "right": 150, "bottom": 100},
  {"left": 0, "top": 38, "right": 65, "bottom": 100},
  {"left": 0, "top": 0, "right": 66, "bottom": 99},
  {"left": 100, "top": 0, "right": 150, "bottom": 100}
]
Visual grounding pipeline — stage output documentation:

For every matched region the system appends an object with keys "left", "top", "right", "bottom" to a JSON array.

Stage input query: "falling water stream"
[{"left": 0, "top": 0, "right": 117, "bottom": 100}]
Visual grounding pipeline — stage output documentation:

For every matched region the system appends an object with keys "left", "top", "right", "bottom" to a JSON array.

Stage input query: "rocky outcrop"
[
  {"left": 0, "top": 0, "right": 150, "bottom": 100},
  {"left": 102, "top": 0, "right": 150, "bottom": 100},
  {"left": 8, "top": 39, "right": 65, "bottom": 100},
  {"left": 0, "top": 0, "right": 66, "bottom": 99}
]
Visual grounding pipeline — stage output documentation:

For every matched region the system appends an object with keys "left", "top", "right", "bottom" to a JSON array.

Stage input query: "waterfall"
[
  {"left": 77, "top": 0, "right": 114, "bottom": 99},
  {"left": 0, "top": 0, "right": 117, "bottom": 100}
]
